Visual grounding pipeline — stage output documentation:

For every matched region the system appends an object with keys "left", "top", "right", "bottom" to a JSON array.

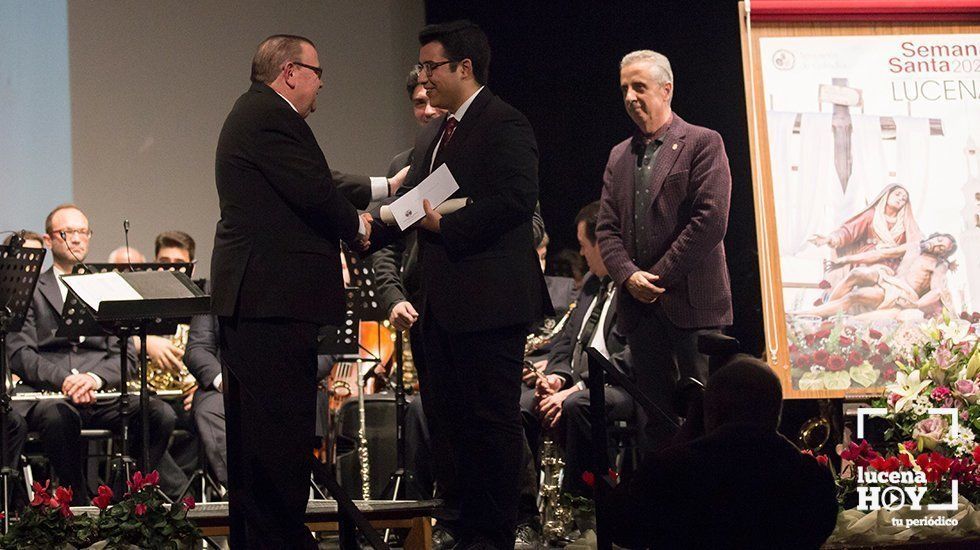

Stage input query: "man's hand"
[
  {"left": 182, "top": 384, "right": 198, "bottom": 412},
  {"left": 522, "top": 359, "right": 548, "bottom": 387},
  {"left": 62, "top": 373, "right": 97, "bottom": 405},
  {"left": 146, "top": 335, "right": 184, "bottom": 372},
  {"left": 356, "top": 212, "right": 374, "bottom": 251},
  {"left": 388, "top": 165, "right": 410, "bottom": 196},
  {"left": 388, "top": 301, "right": 419, "bottom": 331},
  {"left": 538, "top": 388, "right": 576, "bottom": 428},
  {"left": 419, "top": 199, "right": 442, "bottom": 233},
  {"left": 626, "top": 271, "right": 665, "bottom": 304},
  {"left": 534, "top": 372, "right": 562, "bottom": 396}
]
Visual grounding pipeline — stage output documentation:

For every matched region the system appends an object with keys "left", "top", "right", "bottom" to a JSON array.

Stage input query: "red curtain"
[{"left": 748, "top": 0, "right": 980, "bottom": 21}]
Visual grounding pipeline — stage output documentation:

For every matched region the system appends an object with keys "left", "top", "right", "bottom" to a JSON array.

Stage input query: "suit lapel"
[
  {"left": 419, "top": 114, "right": 447, "bottom": 176},
  {"left": 432, "top": 88, "right": 493, "bottom": 169},
  {"left": 37, "top": 268, "right": 63, "bottom": 315},
  {"left": 645, "top": 115, "right": 687, "bottom": 207}
]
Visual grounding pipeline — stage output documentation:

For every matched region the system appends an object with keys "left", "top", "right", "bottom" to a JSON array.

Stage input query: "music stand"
[
  {"left": 61, "top": 269, "right": 209, "bottom": 479},
  {"left": 0, "top": 244, "right": 45, "bottom": 532},
  {"left": 312, "top": 250, "right": 391, "bottom": 550}
]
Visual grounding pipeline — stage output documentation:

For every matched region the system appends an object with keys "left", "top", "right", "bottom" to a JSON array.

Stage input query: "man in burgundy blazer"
[{"left": 596, "top": 50, "right": 733, "bottom": 452}]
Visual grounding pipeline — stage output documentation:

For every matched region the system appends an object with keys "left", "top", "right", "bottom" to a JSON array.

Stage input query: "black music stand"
[
  {"left": 314, "top": 255, "right": 390, "bottom": 549},
  {"left": 61, "top": 270, "right": 208, "bottom": 480},
  {"left": 0, "top": 244, "right": 46, "bottom": 532}
]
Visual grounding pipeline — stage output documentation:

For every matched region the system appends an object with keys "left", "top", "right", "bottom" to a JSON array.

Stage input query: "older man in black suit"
[
  {"left": 7, "top": 204, "right": 178, "bottom": 504},
  {"left": 211, "top": 34, "right": 372, "bottom": 548}
]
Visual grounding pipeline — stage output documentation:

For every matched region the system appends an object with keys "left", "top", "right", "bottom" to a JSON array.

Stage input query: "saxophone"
[
  {"left": 540, "top": 437, "right": 574, "bottom": 542},
  {"left": 526, "top": 302, "right": 577, "bottom": 357},
  {"left": 145, "top": 324, "right": 196, "bottom": 392}
]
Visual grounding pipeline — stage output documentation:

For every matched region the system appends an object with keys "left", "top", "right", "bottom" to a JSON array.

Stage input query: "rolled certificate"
[{"left": 380, "top": 197, "right": 470, "bottom": 226}]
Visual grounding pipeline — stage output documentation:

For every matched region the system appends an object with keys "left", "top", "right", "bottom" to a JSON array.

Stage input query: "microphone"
[
  {"left": 123, "top": 219, "right": 135, "bottom": 271},
  {"left": 0, "top": 230, "right": 25, "bottom": 248},
  {"left": 59, "top": 231, "right": 94, "bottom": 273}
]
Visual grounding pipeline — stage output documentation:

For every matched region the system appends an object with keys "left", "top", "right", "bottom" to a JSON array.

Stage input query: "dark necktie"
[
  {"left": 439, "top": 116, "right": 458, "bottom": 149},
  {"left": 573, "top": 277, "right": 614, "bottom": 378}
]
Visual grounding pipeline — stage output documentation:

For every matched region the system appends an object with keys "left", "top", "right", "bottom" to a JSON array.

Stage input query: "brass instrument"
[
  {"left": 540, "top": 437, "right": 574, "bottom": 542},
  {"left": 526, "top": 302, "right": 577, "bottom": 356},
  {"left": 146, "top": 323, "right": 196, "bottom": 392},
  {"left": 798, "top": 399, "right": 836, "bottom": 452}
]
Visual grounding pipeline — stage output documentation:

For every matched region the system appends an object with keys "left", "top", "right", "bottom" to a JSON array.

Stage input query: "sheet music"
[
  {"left": 61, "top": 272, "right": 141, "bottom": 312},
  {"left": 387, "top": 163, "right": 460, "bottom": 230}
]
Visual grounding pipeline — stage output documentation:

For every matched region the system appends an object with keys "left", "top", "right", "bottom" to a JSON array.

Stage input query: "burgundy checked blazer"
[{"left": 597, "top": 113, "right": 733, "bottom": 332}]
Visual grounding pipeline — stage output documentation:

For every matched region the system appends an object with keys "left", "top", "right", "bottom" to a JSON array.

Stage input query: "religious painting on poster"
[{"left": 754, "top": 34, "right": 980, "bottom": 396}]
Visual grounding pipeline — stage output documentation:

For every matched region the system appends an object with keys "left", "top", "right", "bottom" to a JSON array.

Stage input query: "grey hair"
[{"left": 621, "top": 50, "right": 673, "bottom": 101}]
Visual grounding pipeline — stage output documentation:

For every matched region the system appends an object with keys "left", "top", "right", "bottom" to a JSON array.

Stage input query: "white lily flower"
[{"left": 888, "top": 370, "right": 932, "bottom": 414}]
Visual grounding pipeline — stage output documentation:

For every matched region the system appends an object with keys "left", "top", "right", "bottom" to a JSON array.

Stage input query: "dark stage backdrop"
[{"left": 424, "top": 1, "right": 763, "bottom": 354}]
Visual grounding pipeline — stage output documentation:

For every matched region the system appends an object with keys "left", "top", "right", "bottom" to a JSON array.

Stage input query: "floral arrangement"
[
  {"left": 93, "top": 470, "right": 199, "bottom": 549},
  {"left": 1, "top": 481, "right": 93, "bottom": 548},
  {"left": 807, "top": 315, "right": 980, "bottom": 543},
  {"left": 1, "top": 471, "right": 200, "bottom": 549},
  {"left": 788, "top": 314, "right": 909, "bottom": 391}
]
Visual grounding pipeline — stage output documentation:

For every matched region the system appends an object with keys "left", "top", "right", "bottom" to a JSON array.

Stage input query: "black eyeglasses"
[
  {"left": 291, "top": 61, "right": 323, "bottom": 79},
  {"left": 415, "top": 59, "right": 456, "bottom": 76}
]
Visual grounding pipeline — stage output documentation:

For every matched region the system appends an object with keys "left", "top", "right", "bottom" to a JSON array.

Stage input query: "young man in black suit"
[
  {"left": 370, "top": 20, "right": 552, "bottom": 549},
  {"left": 211, "top": 35, "right": 372, "bottom": 548}
]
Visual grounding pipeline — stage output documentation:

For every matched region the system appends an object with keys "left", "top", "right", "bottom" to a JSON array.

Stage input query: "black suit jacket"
[
  {"left": 545, "top": 274, "right": 629, "bottom": 386},
  {"left": 185, "top": 314, "right": 221, "bottom": 390},
  {"left": 332, "top": 170, "right": 373, "bottom": 210},
  {"left": 212, "top": 82, "right": 361, "bottom": 324},
  {"left": 6, "top": 268, "right": 131, "bottom": 393},
  {"left": 370, "top": 88, "right": 551, "bottom": 332}
]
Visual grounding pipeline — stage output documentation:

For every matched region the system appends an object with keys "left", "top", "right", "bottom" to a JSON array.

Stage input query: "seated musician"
[
  {"left": 144, "top": 231, "right": 201, "bottom": 483},
  {"left": 534, "top": 201, "right": 635, "bottom": 497},
  {"left": 7, "top": 205, "right": 180, "bottom": 504}
]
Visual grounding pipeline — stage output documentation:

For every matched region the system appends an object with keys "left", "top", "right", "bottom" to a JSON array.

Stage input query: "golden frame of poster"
[{"left": 739, "top": 3, "right": 980, "bottom": 398}]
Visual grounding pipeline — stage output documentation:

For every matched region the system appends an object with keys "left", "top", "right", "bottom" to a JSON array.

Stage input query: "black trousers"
[
  {"left": 14, "top": 395, "right": 177, "bottom": 505},
  {"left": 559, "top": 386, "right": 634, "bottom": 496},
  {"left": 405, "top": 388, "right": 541, "bottom": 527},
  {"left": 419, "top": 313, "right": 526, "bottom": 549},
  {"left": 626, "top": 303, "right": 717, "bottom": 453},
  {"left": 219, "top": 316, "right": 319, "bottom": 550}
]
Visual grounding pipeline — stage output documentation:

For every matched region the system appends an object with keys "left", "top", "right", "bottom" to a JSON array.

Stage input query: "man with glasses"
[
  {"left": 369, "top": 21, "right": 551, "bottom": 549},
  {"left": 211, "top": 35, "right": 374, "bottom": 548},
  {"left": 7, "top": 204, "right": 180, "bottom": 504}
]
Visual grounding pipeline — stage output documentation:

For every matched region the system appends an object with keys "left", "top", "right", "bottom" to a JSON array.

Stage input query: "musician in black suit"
[
  {"left": 7, "top": 205, "right": 179, "bottom": 504},
  {"left": 369, "top": 21, "right": 551, "bottom": 549},
  {"left": 535, "top": 202, "right": 634, "bottom": 497},
  {"left": 211, "top": 35, "right": 373, "bottom": 548}
]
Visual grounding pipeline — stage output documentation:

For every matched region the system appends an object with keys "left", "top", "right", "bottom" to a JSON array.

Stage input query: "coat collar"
[
  {"left": 620, "top": 112, "right": 688, "bottom": 209},
  {"left": 426, "top": 87, "right": 494, "bottom": 169},
  {"left": 37, "top": 267, "right": 63, "bottom": 314}
]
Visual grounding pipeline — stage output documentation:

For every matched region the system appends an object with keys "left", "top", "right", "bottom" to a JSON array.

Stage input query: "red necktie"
[{"left": 439, "top": 117, "right": 458, "bottom": 149}]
